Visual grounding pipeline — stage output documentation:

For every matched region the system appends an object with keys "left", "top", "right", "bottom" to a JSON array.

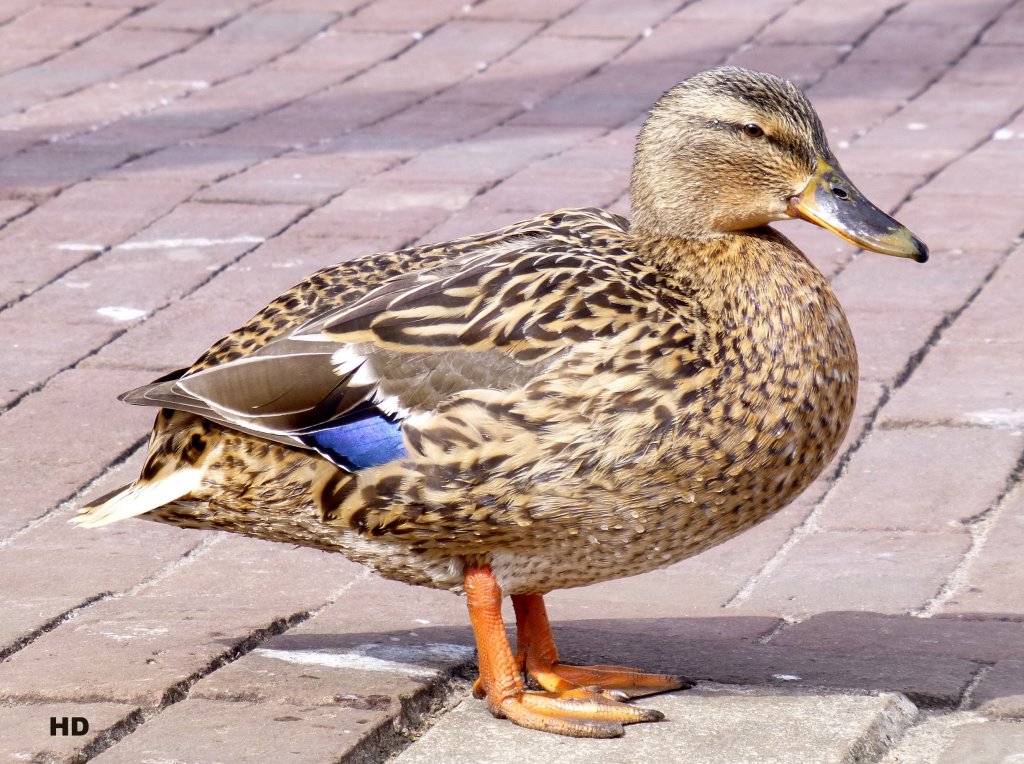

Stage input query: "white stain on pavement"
[
  {"left": 97, "top": 306, "right": 147, "bottom": 321},
  {"left": 965, "top": 409, "right": 1024, "bottom": 429},
  {"left": 254, "top": 642, "right": 473, "bottom": 677},
  {"left": 55, "top": 242, "right": 105, "bottom": 252},
  {"left": 116, "top": 235, "right": 265, "bottom": 250}
]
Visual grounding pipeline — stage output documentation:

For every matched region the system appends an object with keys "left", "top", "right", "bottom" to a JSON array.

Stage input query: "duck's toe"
[
  {"left": 528, "top": 662, "right": 692, "bottom": 699},
  {"left": 492, "top": 688, "right": 664, "bottom": 738}
]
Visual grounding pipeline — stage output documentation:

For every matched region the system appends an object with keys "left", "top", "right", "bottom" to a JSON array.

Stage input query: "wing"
[{"left": 122, "top": 208, "right": 655, "bottom": 470}]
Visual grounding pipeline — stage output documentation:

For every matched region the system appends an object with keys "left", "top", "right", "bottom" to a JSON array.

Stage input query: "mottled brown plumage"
[{"left": 76, "top": 67, "right": 927, "bottom": 737}]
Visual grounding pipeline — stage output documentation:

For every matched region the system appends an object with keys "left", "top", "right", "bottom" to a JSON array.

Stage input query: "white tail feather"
[{"left": 72, "top": 468, "right": 202, "bottom": 528}]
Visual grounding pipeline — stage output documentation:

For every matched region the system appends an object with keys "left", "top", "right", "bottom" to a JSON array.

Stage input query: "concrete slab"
[{"left": 394, "top": 688, "right": 918, "bottom": 764}]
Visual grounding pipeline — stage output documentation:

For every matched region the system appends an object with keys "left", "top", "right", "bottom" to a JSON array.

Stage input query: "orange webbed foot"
[
  {"left": 464, "top": 566, "right": 685, "bottom": 737},
  {"left": 511, "top": 594, "right": 691, "bottom": 699}
]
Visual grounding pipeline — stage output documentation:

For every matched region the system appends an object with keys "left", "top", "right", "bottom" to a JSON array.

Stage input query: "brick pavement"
[{"left": 1, "top": 1, "right": 1023, "bottom": 762}]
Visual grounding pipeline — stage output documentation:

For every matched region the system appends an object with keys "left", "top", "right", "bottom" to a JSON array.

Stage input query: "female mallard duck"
[{"left": 76, "top": 67, "right": 926, "bottom": 737}]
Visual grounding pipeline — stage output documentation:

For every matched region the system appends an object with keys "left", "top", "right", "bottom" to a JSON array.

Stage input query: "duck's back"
[{"left": 188, "top": 208, "right": 633, "bottom": 374}]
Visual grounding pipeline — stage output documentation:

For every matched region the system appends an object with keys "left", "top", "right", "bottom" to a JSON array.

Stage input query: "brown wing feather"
[{"left": 120, "top": 209, "right": 641, "bottom": 446}]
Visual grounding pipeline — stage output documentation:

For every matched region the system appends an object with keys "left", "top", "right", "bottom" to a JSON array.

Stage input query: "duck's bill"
[{"left": 788, "top": 159, "right": 928, "bottom": 263}]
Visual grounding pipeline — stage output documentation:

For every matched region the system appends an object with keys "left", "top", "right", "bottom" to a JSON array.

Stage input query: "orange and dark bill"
[{"left": 788, "top": 158, "right": 928, "bottom": 263}]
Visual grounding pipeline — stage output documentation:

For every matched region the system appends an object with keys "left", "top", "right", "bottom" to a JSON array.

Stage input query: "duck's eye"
[{"left": 742, "top": 123, "right": 765, "bottom": 139}]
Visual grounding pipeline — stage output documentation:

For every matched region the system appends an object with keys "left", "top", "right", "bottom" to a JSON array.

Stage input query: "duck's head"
[{"left": 630, "top": 66, "right": 928, "bottom": 263}]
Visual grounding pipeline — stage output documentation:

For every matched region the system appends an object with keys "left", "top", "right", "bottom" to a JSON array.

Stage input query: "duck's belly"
[{"left": 145, "top": 363, "right": 855, "bottom": 596}]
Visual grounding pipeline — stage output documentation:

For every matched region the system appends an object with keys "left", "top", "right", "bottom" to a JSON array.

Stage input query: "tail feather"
[{"left": 72, "top": 468, "right": 202, "bottom": 528}]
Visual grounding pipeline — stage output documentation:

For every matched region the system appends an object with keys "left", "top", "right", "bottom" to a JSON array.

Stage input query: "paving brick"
[
  {"left": 191, "top": 574, "right": 472, "bottom": 706},
  {"left": 0, "top": 141, "right": 134, "bottom": 201},
  {"left": 544, "top": 0, "right": 679, "bottom": 39},
  {"left": 266, "top": 26, "right": 411, "bottom": 74},
  {"left": 471, "top": 0, "right": 584, "bottom": 22},
  {"left": 0, "top": 512, "right": 202, "bottom": 652},
  {"left": 946, "top": 42, "right": 1024, "bottom": 87},
  {"left": 109, "top": 141, "right": 273, "bottom": 185},
  {"left": 0, "top": 5, "right": 129, "bottom": 52},
  {"left": 80, "top": 290, "right": 261, "bottom": 375},
  {"left": 833, "top": 244, "right": 1003, "bottom": 317},
  {"left": 679, "top": 0, "right": 795, "bottom": 23},
  {"left": 893, "top": 0, "right": 1009, "bottom": 32},
  {"left": 338, "top": 0, "right": 467, "bottom": 33},
  {"left": 728, "top": 43, "right": 845, "bottom": 88},
  {"left": 400, "top": 124, "right": 602, "bottom": 187},
  {"left": 261, "top": 0, "right": 366, "bottom": 11},
  {"left": 125, "top": 0, "right": 263, "bottom": 32},
  {"left": 0, "top": 177, "right": 199, "bottom": 307},
  {"left": 89, "top": 699, "right": 379, "bottom": 763},
  {"left": 1, "top": 76, "right": 237, "bottom": 141},
  {"left": 125, "top": 62, "right": 351, "bottom": 139},
  {"left": 510, "top": 65, "right": 661, "bottom": 130},
  {"left": 81, "top": 233, "right": 386, "bottom": 375},
  {"left": 937, "top": 242, "right": 1024, "bottom": 345},
  {"left": 331, "top": 94, "right": 520, "bottom": 154},
  {"left": 216, "top": 86, "right": 415, "bottom": 150},
  {"left": 818, "top": 426, "right": 1021, "bottom": 532},
  {"left": 2, "top": 702, "right": 137, "bottom": 764},
  {"left": 561, "top": 623, "right": 974, "bottom": 707},
  {"left": 895, "top": 190, "right": 1024, "bottom": 257},
  {"left": 0, "top": 198, "right": 32, "bottom": 227},
  {"left": 0, "top": 536, "right": 364, "bottom": 704},
  {"left": 0, "top": 202, "right": 304, "bottom": 407},
  {"left": 0, "top": 27, "right": 199, "bottom": 116},
  {"left": 139, "top": 10, "right": 336, "bottom": 83},
  {"left": 974, "top": 660, "right": 1024, "bottom": 720},
  {"left": 359, "top": 19, "right": 542, "bottom": 92},
  {"left": 984, "top": 0, "right": 1024, "bottom": 45},
  {"left": 773, "top": 611, "right": 1024, "bottom": 664},
  {"left": 938, "top": 488, "right": 1024, "bottom": 616},
  {"left": 195, "top": 151, "right": 391, "bottom": 205},
  {"left": 397, "top": 690, "right": 918, "bottom": 764},
  {"left": 847, "top": 19, "right": 985, "bottom": 67},
  {"left": 761, "top": 0, "right": 899, "bottom": 44},
  {"left": 0, "top": 0, "right": 34, "bottom": 25},
  {"left": 736, "top": 530, "right": 972, "bottom": 616},
  {"left": 0, "top": 366, "right": 153, "bottom": 534},
  {"left": 879, "top": 328, "right": 1024, "bottom": 428},
  {"left": 935, "top": 719, "right": 1024, "bottom": 764},
  {"left": 122, "top": 200, "right": 307, "bottom": 247},
  {"left": 930, "top": 141, "right": 1024, "bottom": 202},
  {"left": 290, "top": 177, "right": 473, "bottom": 245},
  {"left": 209, "top": 18, "right": 541, "bottom": 150},
  {"left": 896, "top": 81, "right": 1022, "bottom": 146}
]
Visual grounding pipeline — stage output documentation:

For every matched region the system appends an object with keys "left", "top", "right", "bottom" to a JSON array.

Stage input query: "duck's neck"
[{"left": 634, "top": 226, "right": 842, "bottom": 337}]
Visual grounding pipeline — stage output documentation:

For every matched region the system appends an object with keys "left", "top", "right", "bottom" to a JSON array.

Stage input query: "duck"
[{"left": 75, "top": 66, "right": 927, "bottom": 738}]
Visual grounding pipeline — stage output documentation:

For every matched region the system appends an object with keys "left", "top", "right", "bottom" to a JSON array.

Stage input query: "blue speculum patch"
[{"left": 301, "top": 409, "right": 407, "bottom": 471}]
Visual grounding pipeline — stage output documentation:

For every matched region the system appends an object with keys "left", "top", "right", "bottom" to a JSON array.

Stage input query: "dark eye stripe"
[{"left": 696, "top": 119, "right": 812, "bottom": 161}]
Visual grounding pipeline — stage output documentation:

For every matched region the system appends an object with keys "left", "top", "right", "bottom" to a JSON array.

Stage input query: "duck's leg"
[
  {"left": 511, "top": 593, "right": 692, "bottom": 699},
  {"left": 464, "top": 564, "right": 664, "bottom": 737}
]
